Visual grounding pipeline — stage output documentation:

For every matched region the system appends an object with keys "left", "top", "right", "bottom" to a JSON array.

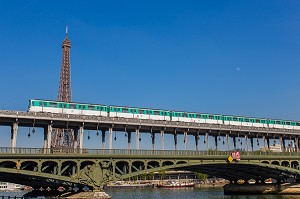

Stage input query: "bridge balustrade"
[{"left": 1, "top": 147, "right": 300, "bottom": 157}]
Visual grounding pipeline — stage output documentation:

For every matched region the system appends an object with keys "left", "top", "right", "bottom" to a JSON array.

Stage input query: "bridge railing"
[{"left": 1, "top": 147, "right": 300, "bottom": 157}]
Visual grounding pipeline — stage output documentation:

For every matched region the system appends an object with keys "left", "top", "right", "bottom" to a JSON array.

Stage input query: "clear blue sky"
[{"left": 0, "top": 0, "right": 300, "bottom": 149}]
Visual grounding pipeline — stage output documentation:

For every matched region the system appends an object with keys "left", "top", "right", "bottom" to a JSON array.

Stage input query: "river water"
[{"left": 1, "top": 188, "right": 300, "bottom": 199}]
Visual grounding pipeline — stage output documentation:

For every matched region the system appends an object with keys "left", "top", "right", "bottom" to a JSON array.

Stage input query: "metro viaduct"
[
  {"left": 0, "top": 148, "right": 300, "bottom": 190},
  {"left": 1, "top": 110, "right": 300, "bottom": 152}
]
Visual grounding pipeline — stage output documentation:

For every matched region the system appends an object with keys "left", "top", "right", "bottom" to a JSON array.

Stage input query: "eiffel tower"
[{"left": 51, "top": 27, "right": 75, "bottom": 148}]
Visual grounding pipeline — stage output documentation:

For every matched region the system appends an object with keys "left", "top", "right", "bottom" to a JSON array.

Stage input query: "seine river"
[{"left": 1, "top": 189, "right": 300, "bottom": 199}]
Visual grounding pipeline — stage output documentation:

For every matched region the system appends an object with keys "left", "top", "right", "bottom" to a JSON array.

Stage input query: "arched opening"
[
  {"left": 162, "top": 161, "right": 174, "bottom": 167},
  {"left": 291, "top": 161, "right": 299, "bottom": 170},
  {"left": 80, "top": 161, "right": 95, "bottom": 170},
  {"left": 0, "top": 161, "right": 16, "bottom": 169},
  {"left": 281, "top": 161, "right": 290, "bottom": 167},
  {"left": 115, "top": 161, "right": 129, "bottom": 175},
  {"left": 176, "top": 161, "right": 187, "bottom": 165},
  {"left": 61, "top": 161, "right": 77, "bottom": 176},
  {"left": 41, "top": 161, "right": 58, "bottom": 174},
  {"left": 261, "top": 161, "right": 269, "bottom": 165},
  {"left": 21, "top": 161, "right": 38, "bottom": 171},
  {"left": 271, "top": 161, "right": 280, "bottom": 166},
  {"left": 147, "top": 161, "right": 159, "bottom": 169},
  {"left": 132, "top": 161, "right": 145, "bottom": 172}
]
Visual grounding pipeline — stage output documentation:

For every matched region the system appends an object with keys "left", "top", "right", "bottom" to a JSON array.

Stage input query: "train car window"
[
  {"left": 238, "top": 118, "right": 245, "bottom": 122},
  {"left": 69, "top": 104, "right": 75, "bottom": 109},
  {"left": 233, "top": 117, "right": 238, "bottom": 121},
  {"left": 88, "top": 105, "right": 95, "bottom": 110},
  {"left": 297, "top": 122, "right": 300, "bottom": 126},
  {"left": 45, "top": 102, "right": 50, "bottom": 107},
  {"left": 122, "top": 108, "right": 128, "bottom": 113},
  {"left": 260, "top": 119, "right": 267, "bottom": 124},
  {"left": 245, "top": 118, "right": 249, "bottom": 122},
  {"left": 154, "top": 110, "right": 159, "bottom": 115},
  {"left": 201, "top": 114, "right": 208, "bottom": 119},
  {"left": 290, "top": 122, "right": 296, "bottom": 126},
  {"left": 49, "top": 102, "right": 57, "bottom": 108},
  {"left": 33, "top": 101, "right": 40, "bottom": 106},
  {"left": 209, "top": 115, "right": 214, "bottom": 119},
  {"left": 139, "top": 109, "right": 144, "bottom": 114},
  {"left": 182, "top": 113, "right": 188, "bottom": 117}
]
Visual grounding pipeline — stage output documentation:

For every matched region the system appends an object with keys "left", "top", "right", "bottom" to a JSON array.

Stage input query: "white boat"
[{"left": 0, "top": 182, "right": 22, "bottom": 191}]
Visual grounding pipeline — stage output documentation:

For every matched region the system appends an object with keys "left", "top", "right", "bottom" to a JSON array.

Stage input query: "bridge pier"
[
  {"left": 136, "top": 129, "right": 140, "bottom": 150},
  {"left": 127, "top": 131, "right": 131, "bottom": 149},
  {"left": 295, "top": 137, "right": 299, "bottom": 152},
  {"left": 226, "top": 133, "right": 229, "bottom": 151},
  {"left": 205, "top": 132, "right": 209, "bottom": 150},
  {"left": 161, "top": 130, "right": 164, "bottom": 150},
  {"left": 245, "top": 135, "right": 248, "bottom": 152},
  {"left": 250, "top": 137, "right": 254, "bottom": 151},
  {"left": 214, "top": 136, "right": 218, "bottom": 151},
  {"left": 109, "top": 127, "right": 113, "bottom": 150},
  {"left": 151, "top": 131, "right": 155, "bottom": 150},
  {"left": 184, "top": 130, "right": 187, "bottom": 150},
  {"left": 195, "top": 134, "right": 199, "bottom": 151},
  {"left": 10, "top": 122, "right": 18, "bottom": 153},
  {"left": 233, "top": 136, "right": 237, "bottom": 150},
  {"left": 74, "top": 127, "right": 78, "bottom": 150},
  {"left": 79, "top": 126, "right": 84, "bottom": 153},
  {"left": 102, "top": 130, "right": 106, "bottom": 149},
  {"left": 174, "top": 132, "right": 177, "bottom": 150}
]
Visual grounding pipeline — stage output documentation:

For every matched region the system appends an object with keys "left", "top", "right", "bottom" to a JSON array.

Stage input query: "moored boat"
[{"left": 157, "top": 181, "right": 195, "bottom": 188}]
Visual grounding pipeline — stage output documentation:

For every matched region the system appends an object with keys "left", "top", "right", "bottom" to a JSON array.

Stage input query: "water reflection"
[{"left": 1, "top": 189, "right": 300, "bottom": 199}]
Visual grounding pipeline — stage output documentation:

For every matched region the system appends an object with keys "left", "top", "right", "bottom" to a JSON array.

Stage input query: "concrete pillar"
[
  {"left": 233, "top": 136, "right": 236, "bottom": 150},
  {"left": 73, "top": 128, "right": 78, "bottom": 150},
  {"left": 10, "top": 122, "right": 18, "bottom": 152},
  {"left": 195, "top": 135, "right": 199, "bottom": 151},
  {"left": 250, "top": 137, "right": 254, "bottom": 152},
  {"left": 46, "top": 125, "right": 52, "bottom": 153},
  {"left": 151, "top": 132, "right": 155, "bottom": 150},
  {"left": 101, "top": 130, "right": 106, "bottom": 150},
  {"left": 226, "top": 133, "right": 229, "bottom": 151},
  {"left": 215, "top": 136, "right": 218, "bottom": 151},
  {"left": 245, "top": 135, "right": 249, "bottom": 152},
  {"left": 127, "top": 131, "right": 132, "bottom": 150},
  {"left": 174, "top": 133, "right": 177, "bottom": 150},
  {"left": 205, "top": 132, "right": 209, "bottom": 151},
  {"left": 109, "top": 127, "right": 113, "bottom": 150},
  {"left": 295, "top": 137, "right": 299, "bottom": 152},
  {"left": 79, "top": 126, "right": 84, "bottom": 153},
  {"left": 43, "top": 126, "right": 48, "bottom": 149},
  {"left": 161, "top": 130, "right": 165, "bottom": 150},
  {"left": 184, "top": 130, "right": 188, "bottom": 150},
  {"left": 280, "top": 136, "right": 284, "bottom": 152},
  {"left": 136, "top": 129, "right": 140, "bottom": 150},
  {"left": 266, "top": 138, "right": 270, "bottom": 150}
]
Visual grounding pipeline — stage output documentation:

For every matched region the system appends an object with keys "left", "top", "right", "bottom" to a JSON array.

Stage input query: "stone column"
[
  {"left": 215, "top": 136, "right": 218, "bottom": 151},
  {"left": 101, "top": 130, "right": 106, "bottom": 150},
  {"left": 195, "top": 135, "right": 199, "bottom": 151},
  {"left": 10, "top": 122, "right": 18, "bottom": 153},
  {"left": 233, "top": 136, "right": 237, "bottom": 150},
  {"left": 250, "top": 137, "right": 254, "bottom": 152},
  {"left": 127, "top": 131, "right": 132, "bottom": 150},
  {"left": 266, "top": 137, "right": 270, "bottom": 150},
  {"left": 184, "top": 130, "right": 188, "bottom": 150},
  {"left": 151, "top": 132, "right": 155, "bottom": 150},
  {"left": 73, "top": 127, "right": 78, "bottom": 150},
  {"left": 280, "top": 136, "right": 284, "bottom": 152},
  {"left": 295, "top": 137, "right": 299, "bottom": 152},
  {"left": 245, "top": 135, "right": 249, "bottom": 152},
  {"left": 161, "top": 130, "right": 165, "bottom": 150},
  {"left": 205, "top": 132, "right": 209, "bottom": 151},
  {"left": 43, "top": 126, "right": 48, "bottom": 149},
  {"left": 109, "top": 127, "right": 113, "bottom": 150},
  {"left": 174, "top": 133, "right": 177, "bottom": 150},
  {"left": 79, "top": 126, "right": 84, "bottom": 153},
  {"left": 226, "top": 133, "right": 229, "bottom": 151},
  {"left": 136, "top": 129, "right": 140, "bottom": 150},
  {"left": 47, "top": 125, "right": 52, "bottom": 153}
]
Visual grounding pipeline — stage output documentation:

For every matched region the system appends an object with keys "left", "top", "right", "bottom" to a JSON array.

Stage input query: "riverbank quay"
[
  {"left": 224, "top": 183, "right": 300, "bottom": 195},
  {"left": 23, "top": 190, "right": 111, "bottom": 199}
]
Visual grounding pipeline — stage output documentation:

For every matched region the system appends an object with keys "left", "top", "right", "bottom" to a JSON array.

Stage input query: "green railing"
[{"left": 1, "top": 147, "right": 300, "bottom": 157}]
